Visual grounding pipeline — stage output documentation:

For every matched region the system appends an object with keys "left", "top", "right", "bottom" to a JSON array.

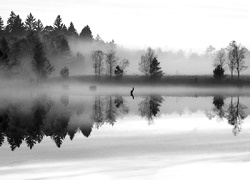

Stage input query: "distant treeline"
[{"left": 0, "top": 11, "right": 249, "bottom": 81}]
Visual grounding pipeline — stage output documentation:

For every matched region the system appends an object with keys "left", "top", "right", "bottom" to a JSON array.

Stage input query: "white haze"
[
  {"left": 65, "top": 39, "right": 250, "bottom": 76},
  {"left": 1, "top": 0, "right": 250, "bottom": 52}
]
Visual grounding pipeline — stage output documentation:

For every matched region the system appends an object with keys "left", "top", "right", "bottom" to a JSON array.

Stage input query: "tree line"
[
  {"left": 0, "top": 12, "right": 94, "bottom": 39},
  {"left": 0, "top": 11, "right": 117, "bottom": 80},
  {"left": 0, "top": 11, "right": 249, "bottom": 81}
]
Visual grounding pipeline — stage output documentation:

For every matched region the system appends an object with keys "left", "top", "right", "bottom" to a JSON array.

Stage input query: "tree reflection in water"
[
  {"left": 138, "top": 96, "right": 164, "bottom": 124},
  {"left": 0, "top": 95, "right": 249, "bottom": 150},
  {"left": 0, "top": 95, "right": 53, "bottom": 150},
  {"left": 207, "top": 96, "right": 248, "bottom": 136},
  {"left": 226, "top": 97, "right": 247, "bottom": 136},
  {"left": 0, "top": 95, "right": 130, "bottom": 150},
  {"left": 92, "top": 96, "right": 129, "bottom": 128}
]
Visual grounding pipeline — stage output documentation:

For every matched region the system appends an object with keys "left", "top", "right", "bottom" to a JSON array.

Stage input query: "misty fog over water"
[{"left": 1, "top": 84, "right": 250, "bottom": 179}]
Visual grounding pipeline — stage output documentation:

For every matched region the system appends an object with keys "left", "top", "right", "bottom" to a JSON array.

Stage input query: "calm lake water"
[{"left": 1, "top": 85, "right": 250, "bottom": 180}]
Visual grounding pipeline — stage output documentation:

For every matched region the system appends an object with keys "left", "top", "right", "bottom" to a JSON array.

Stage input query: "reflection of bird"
[{"left": 130, "top": 87, "right": 134, "bottom": 99}]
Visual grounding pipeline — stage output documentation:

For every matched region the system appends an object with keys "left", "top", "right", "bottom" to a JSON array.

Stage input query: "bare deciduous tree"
[
  {"left": 119, "top": 58, "right": 129, "bottom": 73},
  {"left": 91, "top": 50, "right": 104, "bottom": 79},
  {"left": 213, "top": 49, "right": 226, "bottom": 68},
  {"left": 227, "top": 41, "right": 248, "bottom": 80},
  {"left": 138, "top": 47, "right": 155, "bottom": 76},
  {"left": 105, "top": 50, "right": 117, "bottom": 78}
]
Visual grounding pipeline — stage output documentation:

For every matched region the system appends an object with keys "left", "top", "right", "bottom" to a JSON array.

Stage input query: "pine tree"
[
  {"left": 6, "top": 12, "right": 25, "bottom": 35},
  {"left": 53, "top": 15, "right": 63, "bottom": 31},
  {"left": 35, "top": 19, "right": 44, "bottom": 32},
  {"left": 62, "top": 24, "right": 68, "bottom": 34},
  {"left": 80, "top": 25, "right": 93, "bottom": 40},
  {"left": 0, "top": 16, "right": 4, "bottom": 32},
  {"left": 12, "top": 15, "right": 25, "bottom": 35},
  {"left": 213, "top": 65, "right": 224, "bottom": 79},
  {"left": 68, "top": 22, "right": 77, "bottom": 36},
  {"left": 32, "top": 41, "right": 54, "bottom": 80},
  {"left": 5, "top": 11, "right": 16, "bottom": 33},
  {"left": 25, "top": 13, "right": 36, "bottom": 31},
  {"left": 149, "top": 57, "right": 164, "bottom": 79}
]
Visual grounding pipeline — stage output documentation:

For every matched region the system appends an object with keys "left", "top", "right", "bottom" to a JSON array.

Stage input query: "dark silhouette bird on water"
[{"left": 130, "top": 87, "right": 134, "bottom": 99}]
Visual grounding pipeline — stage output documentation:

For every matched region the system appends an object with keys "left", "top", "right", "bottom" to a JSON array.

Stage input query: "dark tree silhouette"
[
  {"left": 5, "top": 12, "right": 25, "bottom": 36},
  {"left": 43, "top": 110, "right": 70, "bottom": 148},
  {"left": 35, "top": 19, "right": 44, "bottom": 32},
  {"left": 212, "top": 96, "right": 226, "bottom": 119},
  {"left": 32, "top": 41, "right": 55, "bottom": 80},
  {"left": 80, "top": 25, "right": 93, "bottom": 41},
  {"left": 5, "top": 11, "right": 16, "bottom": 33},
  {"left": 213, "top": 65, "right": 225, "bottom": 79},
  {"left": 1, "top": 105, "right": 27, "bottom": 151},
  {"left": 25, "top": 13, "right": 36, "bottom": 32},
  {"left": 53, "top": 15, "right": 63, "bottom": 32},
  {"left": 67, "top": 124, "right": 78, "bottom": 140},
  {"left": 150, "top": 57, "right": 164, "bottom": 79},
  {"left": 62, "top": 24, "right": 68, "bottom": 34},
  {"left": 68, "top": 22, "right": 78, "bottom": 36},
  {"left": 138, "top": 96, "right": 164, "bottom": 124},
  {"left": 79, "top": 119, "right": 93, "bottom": 138}
]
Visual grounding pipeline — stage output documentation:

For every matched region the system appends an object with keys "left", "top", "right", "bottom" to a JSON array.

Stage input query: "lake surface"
[{"left": 1, "top": 85, "right": 250, "bottom": 180}]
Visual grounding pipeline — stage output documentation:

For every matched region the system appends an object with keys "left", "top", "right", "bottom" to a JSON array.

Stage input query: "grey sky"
[{"left": 1, "top": 0, "right": 250, "bottom": 52}]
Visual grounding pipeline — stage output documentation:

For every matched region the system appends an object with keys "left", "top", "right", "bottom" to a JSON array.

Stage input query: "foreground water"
[{"left": 1, "top": 85, "right": 250, "bottom": 179}]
